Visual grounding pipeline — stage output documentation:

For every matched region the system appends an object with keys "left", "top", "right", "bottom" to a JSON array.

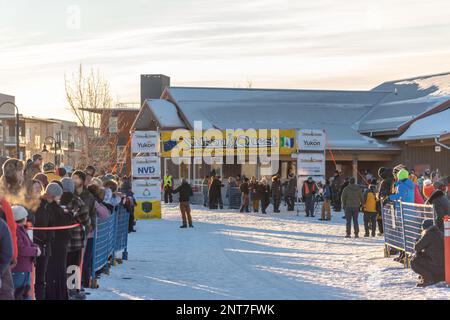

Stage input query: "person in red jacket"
[{"left": 0, "top": 198, "right": 18, "bottom": 267}]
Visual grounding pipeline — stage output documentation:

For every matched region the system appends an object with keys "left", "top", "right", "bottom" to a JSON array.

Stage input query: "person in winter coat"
[
  {"left": 225, "top": 177, "right": 239, "bottom": 209},
  {"left": 422, "top": 179, "right": 435, "bottom": 200},
  {"left": 257, "top": 178, "right": 271, "bottom": 214},
  {"left": 362, "top": 184, "right": 379, "bottom": 237},
  {"left": 426, "top": 184, "right": 450, "bottom": 233},
  {"left": 341, "top": 177, "right": 363, "bottom": 238},
  {"left": 320, "top": 179, "right": 332, "bottom": 221},
  {"left": 271, "top": 175, "right": 282, "bottom": 213},
  {"left": 285, "top": 174, "right": 297, "bottom": 211},
  {"left": 43, "top": 162, "right": 61, "bottom": 183},
  {"left": 239, "top": 178, "right": 250, "bottom": 213},
  {"left": 389, "top": 169, "right": 415, "bottom": 203},
  {"left": 11, "top": 206, "right": 40, "bottom": 300},
  {"left": 410, "top": 219, "right": 445, "bottom": 287},
  {"left": 172, "top": 179, "right": 194, "bottom": 228},
  {"left": 0, "top": 158, "right": 25, "bottom": 206},
  {"left": 331, "top": 171, "right": 343, "bottom": 211},
  {"left": 249, "top": 177, "right": 260, "bottom": 213},
  {"left": 302, "top": 177, "right": 318, "bottom": 217},
  {"left": 208, "top": 176, "right": 222, "bottom": 210},
  {"left": 202, "top": 176, "right": 209, "bottom": 207},
  {"left": 64, "top": 176, "right": 89, "bottom": 300},
  {"left": 0, "top": 217, "right": 14, "bottom": 300},
  {"left": 32, "top": 191, "right": 53, "bottom": 301},
  {"left": 44, "top": 183, "right": 73, "bottom": 300},
  {"left": 24, "top": 154, "right": 43, "bottom": 184},
  {"left": 376, "top": 167, "right": 394, "bottom": 235}
]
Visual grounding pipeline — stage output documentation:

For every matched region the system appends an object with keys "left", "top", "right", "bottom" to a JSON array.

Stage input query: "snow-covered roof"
[
  {"left": 389, "top": 108, "right": 450, "bottom": 142},
  {"left": 132, "top": 99, "right": 186, "bottom": 130},
  {"left": 165, "top": 87, "right": 398, "bottom": 150},
  {"left": 359, "top": 72, "right": 450, "bottom": 134}
]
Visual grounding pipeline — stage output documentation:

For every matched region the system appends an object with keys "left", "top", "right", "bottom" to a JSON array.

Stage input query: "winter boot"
[
  {"left": 180, "top": 225, "right": 187, "bottom": 228},
  {"left": 189, "top": 224, "right": 194, "bottom": 228}
]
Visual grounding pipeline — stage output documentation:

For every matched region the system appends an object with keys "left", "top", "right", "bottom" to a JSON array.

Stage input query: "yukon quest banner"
[
  {"left": 297, "top": 129, "right": 326, "bottom": 151},
  {"left": 131, "top": 130, "right": 159, "bottom": 154},
  {"left": 131, "top": 156, "right": 161, "bottom": 178},
  {"left": 132, "top": 179, "right": 161, "bottom": 219},
  {"left": 160, "top": 129, "right": 296, "bottom": 157}
]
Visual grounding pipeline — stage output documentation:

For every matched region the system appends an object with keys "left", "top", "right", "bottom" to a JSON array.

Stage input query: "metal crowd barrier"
[
  {"left": 91, "top": 204, "right": 130, "bottom": 283},
  {"left": 382, "top": 200, "right": 435, "bottom": 266}
]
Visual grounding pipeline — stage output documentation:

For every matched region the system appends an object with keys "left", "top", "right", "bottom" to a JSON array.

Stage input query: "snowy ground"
[{"left": 87, "top": 203, "right": 450, "bottom": 300}]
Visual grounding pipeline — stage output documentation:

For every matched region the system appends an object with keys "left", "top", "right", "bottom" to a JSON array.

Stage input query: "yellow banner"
[
  {"left": 161, "top": 129, "right": 296, "bottom": 158},
  {"left": 135, "top": 200, "right": 161, "bottom": 219}
]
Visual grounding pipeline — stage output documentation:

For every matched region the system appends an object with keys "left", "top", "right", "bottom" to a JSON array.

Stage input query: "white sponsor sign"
[
  {"left": 297, "top": 153, "right": 325, "bottom": 176},
  {"left": 297, "top": 129, "right": 326, "bottom": 151},
  {"left": 131, "top": 131, "right": 159, "bottom": 154},
  {"left": 131, "top": 156, "right": 161, "bottom": 178},
  {"left": 132, "top": 180, "right": 161, "bottom": 201}
]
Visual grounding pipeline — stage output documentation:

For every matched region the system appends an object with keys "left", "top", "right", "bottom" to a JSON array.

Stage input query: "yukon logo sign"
[
  {"left": 131, "top": 131, "right": 159, "bottom": 153},
  {"left": 303, "top": 139, "right": 321, "bottom": 147},
  {"left": 298, "top": 129, "right": 325, "bottom": 151}
]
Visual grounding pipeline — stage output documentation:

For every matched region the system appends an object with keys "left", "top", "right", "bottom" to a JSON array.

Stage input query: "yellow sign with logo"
[
  {"left": 161, "top": 129, "right": 296, "bottom": 158},
  {"left": 134, "top": 200, "right": 161, "bottom": 219}
]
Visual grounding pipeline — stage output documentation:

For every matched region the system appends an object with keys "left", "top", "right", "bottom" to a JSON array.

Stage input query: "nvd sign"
[{"left": 132, "top": 156, "right": 161, "bottom": 178}]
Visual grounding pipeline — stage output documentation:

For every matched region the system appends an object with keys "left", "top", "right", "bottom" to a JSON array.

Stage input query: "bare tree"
[{"left": 65, "top": 64, "right": 114, "bottom": 165}]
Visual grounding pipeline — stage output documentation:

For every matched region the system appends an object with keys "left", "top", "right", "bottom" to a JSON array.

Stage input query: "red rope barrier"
[{"left": 30, "top": 224, "right": 80, "bottom": 231}]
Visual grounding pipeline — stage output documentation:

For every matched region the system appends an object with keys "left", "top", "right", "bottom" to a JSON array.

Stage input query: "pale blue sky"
[{"left": 1, "top": 0, "right": 450, "bottom": 121}]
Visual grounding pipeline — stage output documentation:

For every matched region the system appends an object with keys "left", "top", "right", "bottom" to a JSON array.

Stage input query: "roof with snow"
[
  {"left": 162, "top": 87, "right": 398, "bottom": 151},
  {"left": 359, "top": 72, "right": 450, "bottom": 134},
  {"left": 389, "top": 108, "right": 450, "bottom": 142},
  {"left": 132, "top": 99, "right": 186, "bottom": 130}
]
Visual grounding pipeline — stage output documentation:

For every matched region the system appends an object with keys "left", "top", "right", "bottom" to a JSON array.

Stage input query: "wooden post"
[{"left": 352, "top": 155, "right": 358, "bottom": 181}]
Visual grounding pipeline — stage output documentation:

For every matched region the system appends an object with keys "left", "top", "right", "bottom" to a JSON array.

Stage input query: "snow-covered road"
[{"left": 88, "top": 204, "right": 450, "bottom": 300}]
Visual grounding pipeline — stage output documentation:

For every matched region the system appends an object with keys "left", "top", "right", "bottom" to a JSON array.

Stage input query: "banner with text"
[
  {"left": 131, "top": 131, "right": 159, "bottom": 154},
  {"left": 131, "top": 156, "right": 161, "bottom": 178}
]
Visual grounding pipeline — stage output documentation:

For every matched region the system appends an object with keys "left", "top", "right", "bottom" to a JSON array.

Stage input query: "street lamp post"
[
  {"left": 42, "top": 136, "right": 61, "bottom": 166},
  {"left": 0, "top": 101, "right": 20, "bottom": 158}
]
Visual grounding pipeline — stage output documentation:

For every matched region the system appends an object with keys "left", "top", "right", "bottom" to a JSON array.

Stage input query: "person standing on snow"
[
  {"left": 172, "top": 178, "right": 194, "bottom": 228},
  {"left": 285, "top": 173, "right": 297, "bottom": 212},
  {"left": 163, "top": 172, "right": 173, "bottom": 204},
  {"left": 239, "top": 178, "right": 250, "bottom": 213},
  {"left": 257, "top": 178, "right": 271, "bottom": 214},
  {"left": 201, "top": 176, "right": 209, "bottom": 207},
  {"left": 331, "top": 170, "right": 343, "bottom": 211},
  {"left": 341, "top": 177, "right": 363, "bottom": 238},
  {"left": 362, "top": 182, "right": 379, "bottom": 237},
  {"left": 319, "top": 179, "right": 332, "bottom": 221},
  {"left": 271, "top": 175, "right": 282, "bottom": 213},
  {"left": 302, "top": 177, "right": 318, "bottom": 217}
]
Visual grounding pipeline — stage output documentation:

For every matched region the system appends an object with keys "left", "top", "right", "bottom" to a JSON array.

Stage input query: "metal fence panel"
[
  {"left": 382, "top": 201, "right": 435, "bottom": 257},
  {"left": 402, "top": 202, "right": 435, "bottom": 255},
  {"left": 382, "top": 202, "right": 406, "bottom": 252}
]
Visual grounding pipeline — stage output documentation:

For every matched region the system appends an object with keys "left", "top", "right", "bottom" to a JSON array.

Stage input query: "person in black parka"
[
  {"left": 410, "top": 219, "right": 445, "bottom": 287},
  {"left": 45, "top": 183, "right": 74, "bottom": 300}
]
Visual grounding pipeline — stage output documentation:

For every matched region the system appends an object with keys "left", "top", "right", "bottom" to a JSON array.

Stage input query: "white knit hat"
[
  {"left": 423, "top": 179, "right": 432, "bottom": 186},
  {"left": 12, "top": 205, "right": 28, "bottom": 222}
]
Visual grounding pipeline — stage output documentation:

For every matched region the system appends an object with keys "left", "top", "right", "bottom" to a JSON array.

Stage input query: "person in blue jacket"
[{"left": 389, "top": 169, "right": 415, "bottom": 203}]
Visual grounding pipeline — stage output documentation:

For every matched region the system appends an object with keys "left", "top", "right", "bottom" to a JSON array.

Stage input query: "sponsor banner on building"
[
  {"left": 160, "top": 129, "right": 296, "bottom": 157},
  {"left": 297, "top": 129, "right": 326, "bottom": 151},
  {"left": 131, "top": 131, "right": 159, "bottom": 154},
  {"left": 297, "top": 153, "right": 325, "bottom": 176},
  {"left": 131, "top": 156, "right": 161, "bottom": 178},
  {"left": 132, "top": 179, "right": 161, "bottom": 201}
]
